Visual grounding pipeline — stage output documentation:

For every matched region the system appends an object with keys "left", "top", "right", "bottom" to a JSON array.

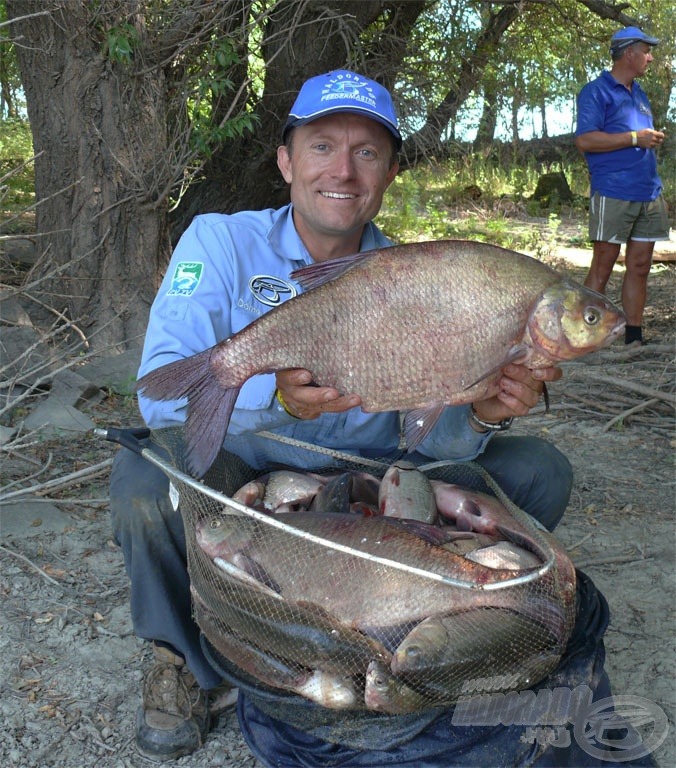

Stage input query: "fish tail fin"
[
  {"left": 184, "top": 383, "right": 240, "bottom": 478},
  {"left": 136, "top": 349, "right": 240, "bottom": 478},
  {"left": 135, "top": 348, "right": 214, "bottom": 402}
]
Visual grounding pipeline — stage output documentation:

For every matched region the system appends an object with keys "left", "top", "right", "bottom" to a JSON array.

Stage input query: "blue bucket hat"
[
  {"left": 610, "top": 26, "right": 659, "bottom": 54},
  {"left": 283, "top": 70, "right": 402, "bottom": 150}
]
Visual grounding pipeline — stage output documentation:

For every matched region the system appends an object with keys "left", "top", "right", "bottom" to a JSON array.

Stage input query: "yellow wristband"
[
  {"left": 631, "top": 131, "right": 638, "bottom": 147},
  {"left": 275, "top": 388, "right": 299, "bottom": 418}
]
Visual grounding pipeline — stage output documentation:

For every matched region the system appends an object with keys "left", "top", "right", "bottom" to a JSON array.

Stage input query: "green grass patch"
[
  {"left": 0, "top": 118, "right": 36, "bottom": 231},
  {"left": 378, "top": 146, "right": 674, "bottom": 254}
]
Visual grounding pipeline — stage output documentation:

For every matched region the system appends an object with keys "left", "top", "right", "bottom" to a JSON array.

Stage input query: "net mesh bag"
[{"left": 150, "top": 427, "right": 577, "bottom": 715}]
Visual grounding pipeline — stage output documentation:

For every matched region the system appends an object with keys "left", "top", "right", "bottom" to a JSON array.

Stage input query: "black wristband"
[{"left": 469, "top": 406, "right": 514, "bottom": 432}]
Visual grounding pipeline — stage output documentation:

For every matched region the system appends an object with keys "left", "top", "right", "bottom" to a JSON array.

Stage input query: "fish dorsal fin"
[
  {"left": 464, "top": 344, "right": 530, "bottom": 390},
  {"left": 290, "top": 251, "right": 373, "bottom": 291},
  {"left": 403, "top": 403, "right": 446, "bottom": 452}
]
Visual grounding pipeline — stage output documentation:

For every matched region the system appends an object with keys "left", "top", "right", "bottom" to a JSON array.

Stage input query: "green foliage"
[
  {"left": 377, "top": 154, "right": 588, "bottom": 255},
  {"left": 0, "top": 116, "right": 32, "bottom": 159},
  {"left": 103, "top": 22, "right": 139, "bottom": 65},
  {"left": 0, "top": 117, "right": 34, "bottom": 218},
  {"left": 184, "top": 37, "right": 258, "bottom": 159}
]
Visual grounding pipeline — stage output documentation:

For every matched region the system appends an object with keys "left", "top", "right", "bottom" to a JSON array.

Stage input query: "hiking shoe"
[{"left": 135, "top": 643, "right": 210, "bottom": 762}]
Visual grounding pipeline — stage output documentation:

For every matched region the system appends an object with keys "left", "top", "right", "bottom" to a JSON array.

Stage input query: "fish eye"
[
  {"left": 583, "top": 306, "right": 601, "bottom": 326},
  {"left": 208, "top": 518, "right": 223, "bottom": 529}
]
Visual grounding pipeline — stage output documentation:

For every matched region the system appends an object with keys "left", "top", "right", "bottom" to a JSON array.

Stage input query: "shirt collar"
[
  {"left": 267, "top": 203, "right": 387, "bottom": 263},
  {"left": 267, "top": 204, "right": 309, "bottom": 264}
]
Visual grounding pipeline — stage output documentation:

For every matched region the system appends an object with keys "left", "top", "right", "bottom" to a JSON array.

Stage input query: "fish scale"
[{"left": 137, "top": 239, "right": 625, "bottom": 477}]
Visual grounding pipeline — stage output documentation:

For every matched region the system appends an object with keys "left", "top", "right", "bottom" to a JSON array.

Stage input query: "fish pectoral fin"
[
  {"left": 403, "top": 403, "right": 446, "bottom": 452},
  {"left": 213, "top": 557, "right": 283, "bottom": 599},
  {"left": 464, "top": 344, "right": 530, "bottom": 390},
  {"left": 382, "top": 517, "right": 449, "bottom": 545},
  {"left": 290, "top": 252, "right": 371, "bottom": 291}
]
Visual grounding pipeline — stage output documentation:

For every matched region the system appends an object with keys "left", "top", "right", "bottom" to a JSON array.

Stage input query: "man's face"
[
  {"left": 626, "top": 43, "right": 654, "bottom": 77},
  {"left": 277, "top": 113, "right": 399, "bottom": 257}
]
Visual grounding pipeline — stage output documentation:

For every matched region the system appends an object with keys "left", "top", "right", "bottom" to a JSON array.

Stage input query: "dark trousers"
[{"left": 109, "top": 435, "right": 572, "bottom": 689}]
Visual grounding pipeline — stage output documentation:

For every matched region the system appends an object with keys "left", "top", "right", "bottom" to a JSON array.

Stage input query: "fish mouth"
[
  {"left": 608, "top": 317, "right": 626, "bottom": 342},
  {"left": 595, "top": 315, "right": 626, "bottom": 349}
]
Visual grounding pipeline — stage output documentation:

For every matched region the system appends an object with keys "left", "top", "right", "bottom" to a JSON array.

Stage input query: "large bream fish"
[{"left": 137, "top": 240, "right": 625, "bottom": 475}]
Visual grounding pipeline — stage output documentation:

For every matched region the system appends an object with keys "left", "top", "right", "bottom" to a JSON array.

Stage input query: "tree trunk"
[
  {"left": 474, "top": 78, "right": 499, "bottom": 153},
  {"left": 170, "top": 0, "right": 389, "bottom": 242},
  {"left": 6, "top": 2, "right": 170, "bottom": 351},
  {"left": 540, "top": 98, "right": 548, "bottom": 138}
]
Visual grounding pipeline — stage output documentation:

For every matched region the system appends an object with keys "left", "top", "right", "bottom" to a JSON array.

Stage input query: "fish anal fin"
[{"left": 403, "top": 404, "right": 446, "bottom": 452}]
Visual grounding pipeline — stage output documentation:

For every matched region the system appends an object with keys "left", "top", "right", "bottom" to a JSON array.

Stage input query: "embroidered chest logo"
[
  {"left": 167, "top": 262, "right": 204, "bottom": 296},
  {"left": 248, "top": 275, "right": 297, "bottom": 308}
]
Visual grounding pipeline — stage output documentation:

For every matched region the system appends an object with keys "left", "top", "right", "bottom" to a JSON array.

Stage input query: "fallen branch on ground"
[
  {"left": 602, "top": 398, "right": 661, "bottom": 432},
  {"left": 575, "top": 372, "right": 675, "bottom": 407},
  {"left": 575, "top": 553, "right": 653, "bottom": 568},
  {"left": 0, "top": 543, "right": 62, "bottom": 586},
  {"left": 0, "top": 458, "right": 113, "bottom": 502}
]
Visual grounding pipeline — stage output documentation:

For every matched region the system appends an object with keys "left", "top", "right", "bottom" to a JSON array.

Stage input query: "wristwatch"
[{"left": 469, "top": 405, "right": 514, "bottom": 432}]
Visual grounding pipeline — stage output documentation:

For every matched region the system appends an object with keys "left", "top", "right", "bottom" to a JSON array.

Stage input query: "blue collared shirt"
[
  {"left": 575, "top": 70, "right": 662, "bottom": 201},
  {"left": 138, "top": 204, "right": 491, "bottom": 469}
]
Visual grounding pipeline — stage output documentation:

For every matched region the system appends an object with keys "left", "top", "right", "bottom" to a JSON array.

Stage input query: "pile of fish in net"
[{"left": 152, "top": 428, "right": 577, "bottom": 715}]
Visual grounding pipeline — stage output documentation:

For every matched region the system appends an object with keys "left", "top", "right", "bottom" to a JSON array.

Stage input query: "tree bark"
[
  {"left": 474, "top": 78, "right": 499, "bottom": 153},
  {"left": 6, "top": 1, "right": 170, "bottom": 351}
]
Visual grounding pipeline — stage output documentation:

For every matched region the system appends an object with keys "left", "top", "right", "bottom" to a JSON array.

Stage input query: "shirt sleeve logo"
[
  {"left": 167, "top": 262, "right": 204, "bottom": 296},
  {"left": 249, "top": 275, "right": 297, "bottom": 307}
]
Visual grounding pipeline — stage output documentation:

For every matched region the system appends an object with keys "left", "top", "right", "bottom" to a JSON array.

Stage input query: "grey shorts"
[{"left": 589, "top": 193, "right": 670, "bottom": 243}]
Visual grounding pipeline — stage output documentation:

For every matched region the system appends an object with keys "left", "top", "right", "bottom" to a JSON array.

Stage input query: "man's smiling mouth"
[{"left": 321, "top": 192, "right": 356, "bottom": 199}]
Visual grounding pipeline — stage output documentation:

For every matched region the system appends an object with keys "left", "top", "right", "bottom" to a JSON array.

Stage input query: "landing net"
[{"left": 147, "top": 427, "right": 576, "bottom": 713}]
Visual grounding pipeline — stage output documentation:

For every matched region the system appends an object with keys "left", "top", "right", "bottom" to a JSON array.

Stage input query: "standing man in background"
[{"left": 575, "top": 26, "right": 670, "bottom": 346}]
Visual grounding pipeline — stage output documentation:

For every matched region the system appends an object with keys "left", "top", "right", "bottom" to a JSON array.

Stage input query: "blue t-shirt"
[
  {"left": 137, "top": 204, "right": 491, "bottom": 469},
  {"left": 575, "top": 70, "right": 662, "bottom": 201}
]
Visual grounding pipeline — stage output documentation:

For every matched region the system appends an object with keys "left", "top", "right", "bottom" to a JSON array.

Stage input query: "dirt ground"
[{"left": 1, "top": 236, "right": 674, "bottom": 768}]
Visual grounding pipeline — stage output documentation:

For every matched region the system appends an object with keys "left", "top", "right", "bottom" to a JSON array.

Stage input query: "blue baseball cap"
[
  {"left": 283, "top": 70, "right": 402, "bottom": 150},
  {"left": 610, "top": 26, "right": 659, "bottom": 54}
]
